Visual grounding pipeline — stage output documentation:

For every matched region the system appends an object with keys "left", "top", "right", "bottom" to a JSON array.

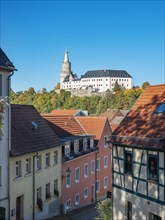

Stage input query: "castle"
[{"left": 60, "top": 50, "right": 132, "bottom": 92}]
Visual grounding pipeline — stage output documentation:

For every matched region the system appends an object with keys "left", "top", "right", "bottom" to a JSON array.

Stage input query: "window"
[
  {"left": 104, "top": 156, "right": 108, "bottom": 168},
  {"left": 84, "top": 187, "right": 88, "bottom": 198},
  {"left": 54, "top": 179, "right": 59, "bottom": 196},
  {"left": 0, "top": 74, "right": 2, "bottom": 96},
  {"left": 84, "top": 163, "right": 88, "bottom": 178},
  {"left": 149, "top": 213, "right": 162, "bottom": 220},
  {"left": 54, "top": 151, "right": 58, "bottom": 164},
  {"left": 36, "top": 155, "right": 42, "bottom": 170},
  {"left": 0, "top": 166, "right": 2, "bottom": 186},
  {"left": 104, "top": 136, "right": 108, "bottom": 147},
  {"left": 25, "top": 158, "right": 31, "bottom": 174},
  {"left": 75, "top": 167, "right": 80, "bottom": 183},
  {"left": 37, "top": 187, "right": 42, "bottom": 199},
  {"left": 96, "top": 158, "right": 100, "bottom": 171},
  {"left": 74, "top": 140, "right": 79, "bottom": 153},
  {"left": 96, "top": 181, "right": 100, "bottom": 193},
  {"left": 66, "top": 172, "right": 71, "bottom": 188},
  {"left": 90, "top": 138, "right": 94, "bottom": 148},
  {"left": 91, "top": 160, "right": 95, "bottom": 174},
  {"left": 15, "top": 161, "right": 21, "bottom": 177},
  {"left": 124, "top": 151, "right": 132, "bottom": 175},
  {"left": 83, "top": 138, "right": 87, "bottom": 150},
  {"left": 66, "top": 200, "right": 71, "bottom": 211},
  {"left": 104, "top": 176, "right": 108, "bottom": 189},
  {"left": 148, "top": 155, "right": 158, "bottom": 181},
  {"left": 127, "top": 201, "right": 132, "bottom": 220},
  {"left": 154, "top": 103, "right": 165, "bottom": 114},
  {"left": 65, "top": 143, "right": 70, "bottom": 156},
  {"left": 45, "top": 183, "right": 51, "bottom": 200},
  {"left": 54, "top": 179, "right": 58, "bottom": 191},
  {"left": 45, "top": 153, "right": 50, "bottom": 167},
  {"left": 75, "top": 193, "right": 80, "bottom": 206}
]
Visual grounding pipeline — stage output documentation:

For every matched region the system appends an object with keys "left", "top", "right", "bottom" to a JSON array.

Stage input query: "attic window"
[
  {"left": 31, "top": 121, "right": 38, "bottom": 130},
  {"left": 154, "top": 103, "right": 165, "bottom": 114}
]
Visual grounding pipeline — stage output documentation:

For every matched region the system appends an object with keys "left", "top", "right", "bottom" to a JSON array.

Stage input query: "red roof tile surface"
[
  {"left": 111, "top": 84, "right": 165, "bottom": 149},
  {"left": 11, "top": 105, "right": 61, "bottom": 156},
  {"left": 76, "top": 117, "right": 108, "bottom": 140},
  {"left": 42, "top": 115, "right": 86, "bottom": 137},
  {"left": 51, "top": 109, "right": 79, "bottom": 115}
]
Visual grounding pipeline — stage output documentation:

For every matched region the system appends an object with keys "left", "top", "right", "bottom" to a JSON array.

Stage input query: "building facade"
[
  {"left": 0, "top": 48, "right": 16, "bottom": 220},
  {"left": 10, "top": 105, "right": 62, "bottom": 220},
  {"left": 111, "top": 84, "right": 165, "bottom": 220},
  {"left": 60, "top": 50, "right": 132, "bottom": 92}
]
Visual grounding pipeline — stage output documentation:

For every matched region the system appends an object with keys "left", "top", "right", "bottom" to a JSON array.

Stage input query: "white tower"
[{"left": 60, "top": 50, "right": 71, "bottom": 89}]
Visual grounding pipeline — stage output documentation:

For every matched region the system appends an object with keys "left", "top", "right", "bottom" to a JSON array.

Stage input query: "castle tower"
[{"left": 60, "top": 50, "right": 71, "bottom": 89}]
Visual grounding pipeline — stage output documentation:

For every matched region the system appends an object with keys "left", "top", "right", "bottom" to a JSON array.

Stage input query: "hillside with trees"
[{"left": 11, "top": 82, "right": 148, "bottom": 115}]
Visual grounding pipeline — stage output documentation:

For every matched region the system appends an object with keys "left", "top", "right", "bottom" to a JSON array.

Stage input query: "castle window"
[
  {"left": 149, "top": 213, "right": 161, "bottom": 220},
  {"left": 124, "top": 151, "right": 132, "bottom": 175}
]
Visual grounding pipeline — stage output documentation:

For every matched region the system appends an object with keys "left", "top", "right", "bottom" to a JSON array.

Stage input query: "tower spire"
[{"left": 64, "top": 49, "right": 69, "bottom": 63}]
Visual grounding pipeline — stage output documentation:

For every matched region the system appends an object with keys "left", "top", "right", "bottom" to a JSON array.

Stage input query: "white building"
[
  {"left": 110, "top": 84, "right": 165, "bottom": 220},
  {"left": 0, "top": 48, "right": 16, "bottom": 220},
  {"left": 60, "top": 50, "right": 132, "bottom": 92}
]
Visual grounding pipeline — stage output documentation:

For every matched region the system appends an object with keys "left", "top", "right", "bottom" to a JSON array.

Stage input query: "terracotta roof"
[
  {"left": 100, "top": 109, "right": 129, "bottom": 122},
  {"left": 51, "top": 109, "right": 80, "bottom": 116},
  {"left": 0, "top": 48, "right": 17, "bottom": 71},
  {"left": 42, "top": 114, "right": 86, "bottom": 137},
  {"left": 11, "top": 105, "right": 61, "bottom": 156},
  {"left": 76, "top": 116, "right": 108, "bottom": 140},
  {"left": 111, "top": 84, "right": 165, "bottom": 149}
]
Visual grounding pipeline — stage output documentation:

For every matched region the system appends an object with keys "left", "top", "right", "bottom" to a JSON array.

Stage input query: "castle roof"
[{"left": 81, "top": 70, "right": 132, "bottom": 79}]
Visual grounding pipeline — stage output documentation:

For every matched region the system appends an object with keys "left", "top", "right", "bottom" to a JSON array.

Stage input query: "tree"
[
  {"left": 95, "top": 198, "right": 112, "bottom": 220},
  {"left": 142, "top": 81, "right": 150, "bottom": 89},
  {"left": 0, "top": 98, "right": 8, "bottom": 136},
  {"left": 54, "top": 82, "right": 60, "bottom": 90},
  {"left": 113, "top": 81, "right": 121, "bottom": 92}
]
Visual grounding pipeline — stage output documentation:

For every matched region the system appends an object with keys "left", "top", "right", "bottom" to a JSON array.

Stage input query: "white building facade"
[
  {"left": 60, "top": 51, "right": 132, "bottom": 92},
  {"left": 0, "top": 48, "right": 16, "bottom": 220}
]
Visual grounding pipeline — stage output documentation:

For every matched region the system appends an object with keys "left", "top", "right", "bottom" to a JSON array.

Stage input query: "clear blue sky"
[{"left": 1, "top": 0, "right": 164, "bottom": 92}]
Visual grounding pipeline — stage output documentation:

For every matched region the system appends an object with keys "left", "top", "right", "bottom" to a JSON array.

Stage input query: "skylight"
[{"left": 154, "top": 103, "right": 165, "bottom": 114}]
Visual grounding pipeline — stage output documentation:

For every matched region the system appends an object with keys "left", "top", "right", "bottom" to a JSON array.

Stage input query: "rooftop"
[
  {"left": 111, "top": 84, "right": 165, "bottom": 149},
  {"left": 42, "top": 114, "right": 86, "bottom": 137},
  {"left": 11, "top": 104, "right": 61, "bottom": 156},
  {"left": 76, "top": 116, "right": 109, "bottom": 140},
  {"left": 81, "top": 70, "right": 132, "bottom": 79},
  {"left": 0, "top": 48, "right": 17, "bottom": 71}
]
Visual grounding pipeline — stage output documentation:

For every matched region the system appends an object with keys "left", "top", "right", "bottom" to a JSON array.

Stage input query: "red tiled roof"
[
  {"left": 11, "top": 105, "right": 61, "bottom": 156},
  {"left": 51, "top": 109, "right": 79, "bottom": 115},
  {"left": 112, "top": 84, "right": 165, "bottom": 149},
  {"left": 42, "top": 114, "right": 86, "bottom": 137},
  {"left": 76, "top": 117, "right": 108, "bottom": 140}
]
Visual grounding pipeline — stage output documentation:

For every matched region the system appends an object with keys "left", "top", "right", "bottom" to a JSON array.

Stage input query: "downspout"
[
  {"left": 32, "top": 153, "right": 38, "bottom": 220},
  {"left": 95, "top": 150, "right": 99, "bottom": 203},
  {"left": 7, "top": 71, "right": 14, "bottom": 220}
]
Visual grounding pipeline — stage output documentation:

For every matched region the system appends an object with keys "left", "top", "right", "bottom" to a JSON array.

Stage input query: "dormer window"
[
  {"left": 65, "top": 143, "right": 70, "bottom": 156},
  {"left": 90, "top": 138, "right": 94, "bottom": 148},
  {"left": 154, "top": 103, "right": 165, "bottom": 114},
  {"left": 83, "top": 138, "right": 87, "bottom": 150},
  {"left": 74, "top": 140, "right": 79, "bottom": 153}
]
